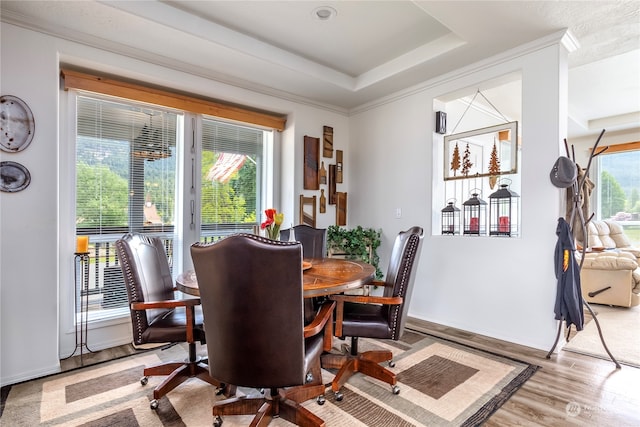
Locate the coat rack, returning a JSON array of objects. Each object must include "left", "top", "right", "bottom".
[{"left": 545, "top": 129, "right": 621, "bottom": 368}]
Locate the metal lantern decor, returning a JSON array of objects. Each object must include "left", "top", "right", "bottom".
[
  {"left": 489, "top": 181, "right": 520, "bottom": 237},
  {"left": 462, "top": 190, "right": 487, "bottom": 236},
  {"left": 441, "top": 199, "right": 460, "bottom": 235}
]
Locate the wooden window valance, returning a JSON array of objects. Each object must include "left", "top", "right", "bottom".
[
  {"left": 590, "top": 140, "right": 639, "bottom": 154},
  {"left": 61, "top": 69, "right": 287, "bottom": 131}
]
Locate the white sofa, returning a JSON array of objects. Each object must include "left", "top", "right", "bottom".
[{"left": 576, "top": 220, "right": 640, "bottom": 308}]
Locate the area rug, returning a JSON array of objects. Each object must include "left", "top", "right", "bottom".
[
  {"left": 1, "top": 330, "right": 538, "bottom": 426},
  {"left": 563, "top": 304, "right": 640, "bottom": 368}
]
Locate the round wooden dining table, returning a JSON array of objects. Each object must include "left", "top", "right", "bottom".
[{"left": 176, "top": 257, "right": 375, "bottom": 298}]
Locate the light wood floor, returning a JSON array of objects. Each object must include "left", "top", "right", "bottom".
[{"left": 406, "top": 317, "right": 640, "bottom": 427}]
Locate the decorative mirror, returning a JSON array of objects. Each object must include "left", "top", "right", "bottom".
[{"left": 444, "top": 121, "right": 518, "bottom": 182}]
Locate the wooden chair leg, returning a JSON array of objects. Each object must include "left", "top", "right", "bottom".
[
  {"left": 213, "top": 386, "right": 326, "bottom": 427},
  {"left": 144, "top": 344, "right": 229, "bottom": 401},
  {"left": 212, "top": 395, "right": 268, "bottom": 417},
  {"left": 324, "top": 349, "right": 397, "bottom": 396},
  {"left": 279, "top": 398, "right": 325, "bottom": 427}
]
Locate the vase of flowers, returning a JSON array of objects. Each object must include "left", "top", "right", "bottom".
[{"left": 260, "top": 208, "right": 284, "bottom": 240}]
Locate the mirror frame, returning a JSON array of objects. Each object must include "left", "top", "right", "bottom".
[{"left": 443, "top": 121, "right": 518, "bottom": 181}]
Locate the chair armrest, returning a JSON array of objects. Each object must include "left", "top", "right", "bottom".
[
  {"left": 330, "top": 294, "right": 403, "bottom": 337},
  {"left": 330, "top": 294, "right": 403, "bottom": 305},
  {"left": 620, "top": 247, "right": 640, "bottom": 258},
  {"left": 361, "top": 280, "right": 393, "bottom": 291},
  {"left": 131, "top": 298, "right": 201, "bottom": 343},
  {"left": 305, "top": 301, "right": 336, "bottom": 351},
  {"left": 304, "top": 301, "right": 335, "bottom": 338},
  {"left": 578, "top": 252, "right": 638, "bottom": 271},
  {"left": 367, "top": 280, "right": 392, "bottom": 288},
  {"left": 130, "top": 297, "right": 201, "bottom": 311}
]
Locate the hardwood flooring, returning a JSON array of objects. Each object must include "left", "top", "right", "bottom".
[{"left": 406, "top": 317, "right": 640, "bottom": 427}]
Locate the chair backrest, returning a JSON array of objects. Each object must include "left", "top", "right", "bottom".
[
  {"left": 191, "top": 234, "right": 306, "bottom": 388},
  {"left": 299, "top": 194, "right": 317, "bottom": 227},
  {"left": 280, "top": 224, "right": 327, "bottom": 259},
  {"left": 382, "top": 226, "right": 424, "bottom": 340},
  {"left": 115, "top": 233, "right": 175, "bottom": 345}
]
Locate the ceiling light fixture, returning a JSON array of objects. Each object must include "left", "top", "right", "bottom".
[{"left": 312, "top": 6, "right": 337, "bottom": 21}]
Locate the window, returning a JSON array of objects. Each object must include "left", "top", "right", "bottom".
[
  {"left": 596, "top": 142, "right": 640, "bottom": 245},
  {"left": 75, "top": 94, "right": 180, "bottom": 317},
  {"left": 73, "top": 95, "right": 274, "bottom": 322},
  {"left": 200, "top": 118, "right": 271, "bottom": 239}
]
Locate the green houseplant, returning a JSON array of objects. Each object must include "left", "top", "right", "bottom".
[{"left": 326, "top": 225, "right": 383, "bottom": 279}]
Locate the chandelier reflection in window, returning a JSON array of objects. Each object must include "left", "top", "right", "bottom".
[{"left": 133, "top": 112, "right": 171, "bottom": 161}]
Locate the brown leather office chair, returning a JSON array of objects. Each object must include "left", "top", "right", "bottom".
[
  {"left": 280, "top": 224, "right": 327, "bottom": 259},
  {"left": 191, "top": 234, "right": 335, "bottom": 427},
  {"left": 115, "top": 233, "right": 227, "bottom": 409},
  {"left": 323, "top": 226, "right": 424, "bottom": 400},
  {"left": 280, "top": 224, "right": 328, "bottom": 324}
]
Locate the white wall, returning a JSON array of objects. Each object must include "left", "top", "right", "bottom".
[
  {"left": 348, "top": 36, "right": 574, "bottom": 351},
  {"left": 0, "top": 23, "right": 349, "bottom": 386},
  {"left": 0, "top": 25, "right": 61, "bottom": 383}
]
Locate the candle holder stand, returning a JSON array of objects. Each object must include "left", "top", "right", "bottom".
[{"left": 61, "top": 252, "right": 95, "bottom": 365}]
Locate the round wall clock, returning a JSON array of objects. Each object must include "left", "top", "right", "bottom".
[
  {"left": 1, "top": 95, "right": 35, "bottom": 152},
  {"left": 0, "top": 161, "right": 31, "bottom": 192}
]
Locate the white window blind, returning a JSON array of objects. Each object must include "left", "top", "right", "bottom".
[{"left": 75, "top": 94, "right": 179, "bottom": 314}]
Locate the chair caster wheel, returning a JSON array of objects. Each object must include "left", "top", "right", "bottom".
[
  {"left": 388, "top": 360, "right": 396, "bottom": 368},
  {"left": 150, "top": 399, "right": 159, "bottom": 410},
  {"left": 392, "top": 385, "right": 400, "bottom": 395},
  {"left": 335, "top": 391, "right": 343, "bottom": 401},
  {"left": 317, "top": 395, "right": 326, "bottom": 405},
  {"left": 213, "top": 415, "right": 223, "bottom": 427},
  {"left": 140, "top": 376, "right": 148, "bottom": 386},
  {"left": 215, "top": 385, "right": 225, "bottom": 395}
]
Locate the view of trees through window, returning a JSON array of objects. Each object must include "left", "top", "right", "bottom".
[
  {"left": 598, "top": 148, "right": 640, "bottom": 245},
  {"left": 200, "top": 118, "right": 265, "bottom": 231},
  {"left": 76, "top": 96, "right": 178, "bottom": 233}
]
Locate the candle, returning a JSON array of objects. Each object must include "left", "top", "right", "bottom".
[
  {"left": 76, "top": 235, "right": 89, "bottom": 253},
  {"left": 470, "top": 217, "right": 479, "bottom": 232},
  {"left": 499, "top": 216, "right": 510, "bottom": 233}
]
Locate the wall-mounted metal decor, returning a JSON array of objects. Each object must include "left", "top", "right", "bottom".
[
  {"left": 444, "top": 121, "right": 518, "bottom": 181},
  {"left": 1, "top": 95, "right": 35, "bottom": 152},
  {"left": 0, "top": 161, "right": 31, "bottom": 192}
]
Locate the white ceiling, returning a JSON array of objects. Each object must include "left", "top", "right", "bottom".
[{"left": 2, "top": 0, "right": 639, "bottom": 139}]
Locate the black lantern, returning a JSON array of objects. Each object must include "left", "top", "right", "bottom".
[
  {"left": 462, "top": 191, "right": 487, "bottom": 236},
  {"left": 441, "top": 199, "right": 460, "bottom": 235},
  {"left": 489, "top": 182, "right": 520, "bottom": 237}
]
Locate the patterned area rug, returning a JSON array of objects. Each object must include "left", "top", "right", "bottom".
[{"left": 1, "top": 330, "right": 538, "bottom": 426}]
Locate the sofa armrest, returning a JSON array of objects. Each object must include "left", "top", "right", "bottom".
[
  {"left": 578, "top": 251, "right": 639, "bottom": 270},
  {"left": 620, "top": 247, "right": 640, "bottom": 258}
]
